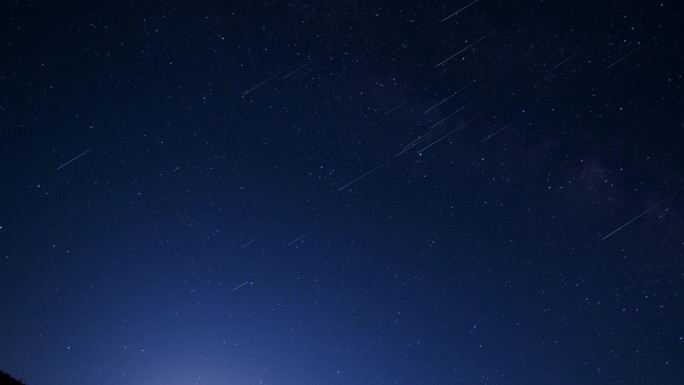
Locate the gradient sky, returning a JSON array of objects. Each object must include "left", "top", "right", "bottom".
[{"left": 1, "top": 1, "right": 683, "bottom": 384}]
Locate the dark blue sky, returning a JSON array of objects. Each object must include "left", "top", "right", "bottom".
[{"left": 1, "top": 1, "right": 683, "bottom": 384}]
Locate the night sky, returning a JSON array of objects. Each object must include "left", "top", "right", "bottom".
[{"left": 1, "top": 1, "right": 683, "bottom": 384}]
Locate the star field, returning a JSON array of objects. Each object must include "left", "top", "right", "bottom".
[{"left": 1, "top": 1, "right": 683, "bottom": 384}]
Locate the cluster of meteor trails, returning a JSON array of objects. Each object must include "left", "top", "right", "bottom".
[
  {"left": 55, "top": 2, "right": 675, "bottom": 258},
  {"left": 236, "top": 1, "right": 670, "bottom": 242}
]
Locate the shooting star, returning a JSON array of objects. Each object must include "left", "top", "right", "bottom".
[
  {"left": 241, "top": 238, "right": 257, "bottom": 248},
  {"left": 232, "top": 281, "right": 250, "bottom": 292},
  {"left": 417, "top": 116, "right": 479, "bottom": 153},
  {"left": 395, "top": 127, "right": 443, "bottom": 157},
  {"left": 397, "top": 92, "right": 486, "bottom": 157},
  {"left": 553, "top": 47, "right": 586, "bottom": 69},
  {"left": 395, "top": 144, "right": 416, "bottom": 157},
  {"left": 287, "top": 230, "right": 314, "bottom": 246},
  {"left": 602, "top": 190, "right": 681, "bottom": 240},
  {"left": 482, "top": 113, "right": 525, "bottom": 142},
  {"left": 57, "top": 148, "right": 92, "bottom": 170},
  {"left": 606, "top": 45, "right": 643, "bottom": 69},
  {"left": 384, "top": 99, "right": 412, "bottom": 115},
  {"left": 430, "top": 103, "right": 469, "bottom": 129},
  {"left": 424, "top": 81, "right": 475, "bottom": 114},
  {"left": 430, "top": 92, "right": 486, "bottom": 129},
  {"left": 441, "top": 0, "right": 481, "bottom": 22},
  {"left": 242, "top": 71, "right": 282, "bottom": 97},
  {"left": 337, "top": 164, "right": 384, "bottom": 192},
  {"left": 436, "top": 31, "right": 495, "bottom": 67},
  {"left": 283, "top": 59, "right": 315, "bottom": 79},
  {"left": 395, "top": 130, "right": 440, "bottom": 157}
]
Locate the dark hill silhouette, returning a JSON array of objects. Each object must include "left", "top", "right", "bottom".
[{"left": 0, "top": 370, "right": 26, "bottom": 385}]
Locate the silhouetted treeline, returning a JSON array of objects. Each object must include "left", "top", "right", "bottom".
[{"left": 0, "top": 370, "right": 26, "bottom": 385}]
